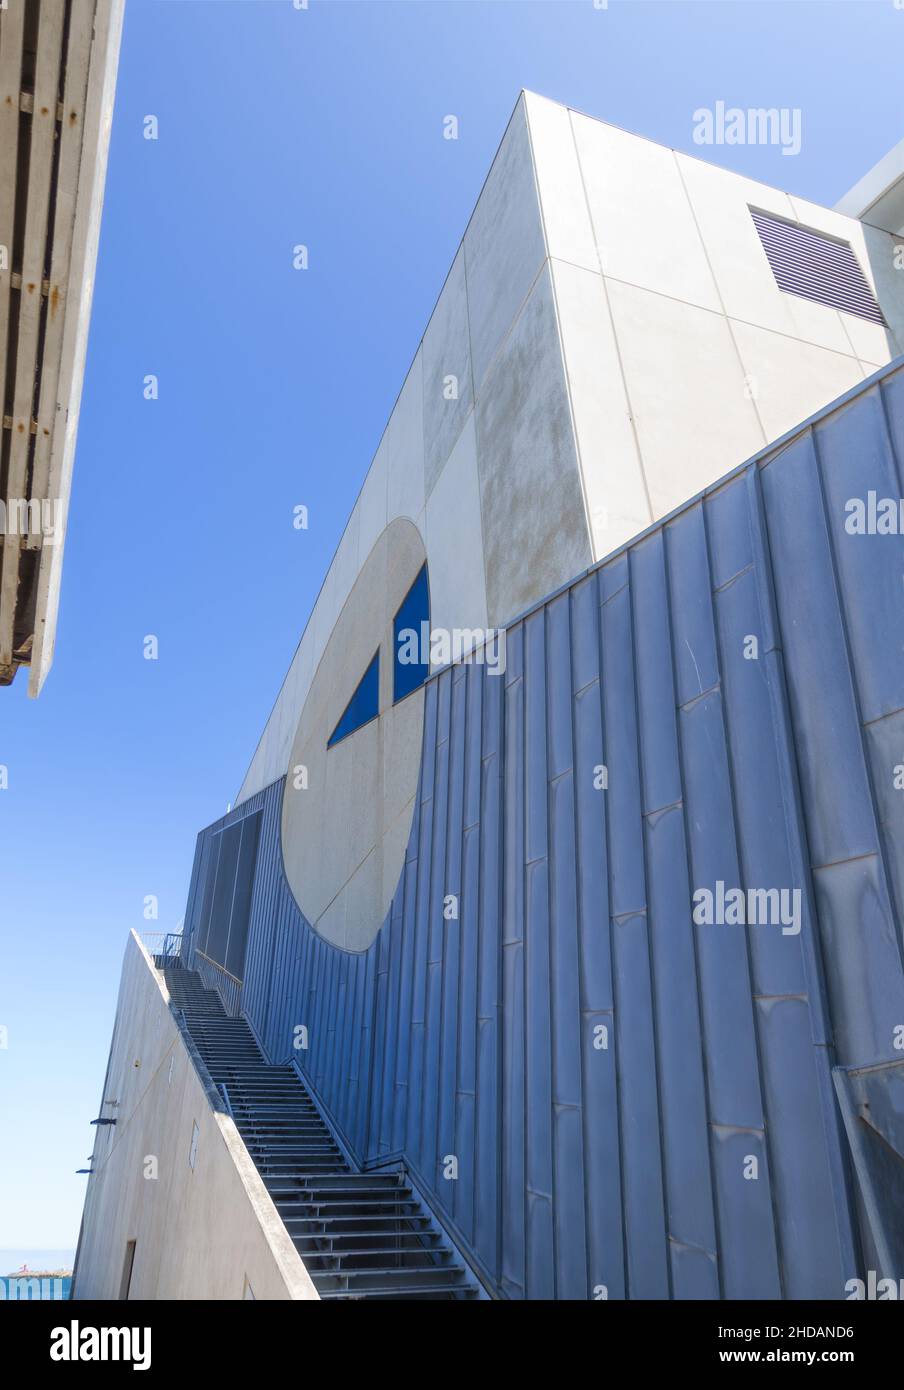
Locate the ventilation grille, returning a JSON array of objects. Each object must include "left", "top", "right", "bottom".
[{"left": 751, "top": 209, "right": 885, "bottom": 325}]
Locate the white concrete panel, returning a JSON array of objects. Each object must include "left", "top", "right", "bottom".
[
  {"left": 319, "top": 722, "right": 381, "bottom": 922},
  {"left": 357, "top": 435, "right": 389, "bottom": 567},
  {"left": 330, "top": 505, "right": 360, "bottom": 620},
  {"left": 282, "top": 520, "right": 426, "bottom": 952},
  {"left": 422, "top": 247, "right": 474, "bottom": 496},
  {"left": 425, "top": 414, "right": 488, "bottom": 657},
  {"left": 268, "top": 687, "right": 293, "bottom": 792},
  {"left": 237, "top": 98, "right": 904, "bottom": 816},
  {"left": 837, "top": 311, "right": 895, "bottom": 367},
  {"left": 572, "top": 115, "right": 720, "bottom": 312},
  {"left": 342, "top": 850, "right": 383, "bottom": 952},
  {"left": 464, "top": 97, "right": 547, "bottom": 391},
  {"left": 730, "top": 320, "right": 866, "bottom": 443},
  {"left": 550, "top": 257, "right": 651, "bottom": 562},
  {"left": 386, "top": 348, "right": 425, "bottom": 522},
  {"left": 607, "top": 279, "right": 765, "bottom": 517},
  {"left": 523, "top": 91, "right": 597, "bottom": 273},
  {"left": 860, "top": 225, "right": 904, "bottom": 356},
  {"left": 276, "top": 634, "right": 315, "bottom": 783},
  {"left": 311, "top": 559, "right": 341, "bottom": 663},
  {"left": 382, "top": 801, "right": 416, "bottom": 915},
  {"left": 72, "top": 935, "right": 318, "bottom": 1301},
  {"left": 474, "top": 264, "right": 590, "bottom": 627},
  {"left": 836, "top": 135, "right": 904, "bottom": 234},
  {"left": 676, "top": 154, "right": 853, "bottom": 354}
]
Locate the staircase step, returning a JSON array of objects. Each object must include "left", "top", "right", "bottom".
[
  {"left": 301, "top": 1247, "right": 449, "bottom": 1264},
  {"left": 313, "top": 1265, "right": 466, "bottom": 1286},
  {"left": 317, "top": 1285, "right": 475, "bottom": 1301},
  {"left": 162, "top": 964, "right": 480, "bottom": 1302},
  {"left": 280, "top": 1214, "right": 433, "bottom": 1228}
]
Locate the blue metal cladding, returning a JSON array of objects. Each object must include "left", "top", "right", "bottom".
[
  {"left": 191, "top": 811, "right": 262, "bottom": 980},
  {"left": 183, "top": 360, "right": 904, "bottom": 1299}
]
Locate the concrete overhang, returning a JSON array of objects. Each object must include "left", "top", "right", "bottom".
[
  {"left": 835, "top": 135, "right": 904, "bottom": 235},
  {"left": 0, "top": 0, "right": 123, "bottom": 694}
]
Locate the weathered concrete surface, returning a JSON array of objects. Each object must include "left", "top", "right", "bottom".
[
  {"left": 422, "top": 247, "right": 474, "bottom": 496},
  {"left": 463, "top": 99, "right": 547, "bottom": 392},
  {"left": 527, "top": 91, "right": 904, "bottom": 557},
  {"left": 72, "top": 933, "right": 319, "bottom": 1300},
  {"left": 234, "top": 95, "right": 559, "bottom": 807},
  {"left": 836, "top": 134, "right": 904, "bottom": 235},
  {"left": 281, "top": 518, "right": 426, "bottom": 951},
  {"left": 475, "top": 263, "right": 591, "bottom": 626},
  {"left": 27, "top": 0, "right": 125, "bottom": 696},
  {"left": 237, "top": 91, "right": 904, "bottom": 812}
]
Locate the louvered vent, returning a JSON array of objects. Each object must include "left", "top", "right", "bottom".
[{"left": 751, "top": 209, "right": 885, "bottom": 325}]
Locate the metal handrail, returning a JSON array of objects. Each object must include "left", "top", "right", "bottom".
[
  {"left": 139, "top": 930, "right": 183, "bottom": 967},
  {"left": 219, "top": 1082, "right": 234, "bottom": 1119},
  {"left": 193, "top": 949, "right": 241, "bottom": 985}
]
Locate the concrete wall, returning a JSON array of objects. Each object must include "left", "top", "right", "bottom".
[
  {"left": 0, "top": 0, "right": 124, "bottom": 693},
  {"left": 237, "top": 94, "right": 590, "bottom": 806},
  {"left": 526, "top": 92, "right": 904, "bottom": 561},
  {"left": 28, "top": 0, "right": 126, "bottom": 696},
  {"left": 237, "top": 92, "right": 904, "bottom": 808},
  {"left": 281, "top": 518, "right": 426, "bottom": 951},
  {"left": 72, "top": 933, "right": 318, "bottom": 1301}
]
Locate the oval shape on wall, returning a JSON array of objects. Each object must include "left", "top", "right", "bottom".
[{"left": 281, "top": 518, "right": 428, "bottom": 951}]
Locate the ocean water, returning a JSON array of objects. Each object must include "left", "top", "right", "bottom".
[
  {"left": 0, "top": 1274, "right": 72, "bottom": 1300},
  {"left": 0, "top": 1251, "right": 74, "bottom": 1301}
]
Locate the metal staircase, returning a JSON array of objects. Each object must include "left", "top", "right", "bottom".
[{"left": 162, "top": 965, "right": 483, "bottom": 1301}]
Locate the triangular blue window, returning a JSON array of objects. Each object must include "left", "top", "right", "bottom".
[
  {"left": 393, "top": 564, "right": 430, "bottom": 703},
  {"left": 327, "top": 651, "right": 380, "bottom": 748}
]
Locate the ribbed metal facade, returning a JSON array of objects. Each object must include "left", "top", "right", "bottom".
[{"left": 184, "top": 360, "right": 904, "bottom": 1299}]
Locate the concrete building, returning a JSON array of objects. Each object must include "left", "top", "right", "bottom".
[
  {"left": 75, "top": 95, "right": 904, "bottom": 1300},
  {"left": 0, "top": 0, "right": 123, "bottom": 693},
  {"left": 837, "top": 134, "right": 904, "bottom": 238}
]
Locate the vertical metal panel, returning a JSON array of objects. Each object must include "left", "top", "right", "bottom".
[
  {"left": 475, "top": 661, "right": 503, "bottom": 1280},
  {"left": 421, "top": 668, "right": 451, "bottom": 1191},
  {"left": 523, "top": 609, "right": 555, "bottom": 1300},
  {"left": 762, "top": 423, "right": 904, "bottom": 1071},
  {"left": 500, "top": 624, "right": 525, "bottom": 1297},
  {"left": 183, "top": 361, "right": 904, "bottom": 1299},
  {"left": 456, "top": 696, "right": 479, "bottom": 1240},
  {"left": 600, "top": 566, "right": 670, "bottom": 1298},
  {"left": 571, "top": 573, "right": 624, "bottom": 1300}
]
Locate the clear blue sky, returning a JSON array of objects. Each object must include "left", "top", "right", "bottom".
[{"left": 1, "top": 0, "right": 902, "bottom": 1254}]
